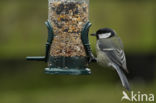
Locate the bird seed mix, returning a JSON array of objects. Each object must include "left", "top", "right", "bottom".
[{"left": 48, "top": 0, "right": 88, "bottom": 57}]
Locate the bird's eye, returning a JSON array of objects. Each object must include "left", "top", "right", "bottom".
[{"left": 99, "top": 33, "right": 111, "bottom": 39}]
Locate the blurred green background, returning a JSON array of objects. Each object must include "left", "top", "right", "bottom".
[{"left": 0, "top": 0, "right": 156, "bottom": 103}]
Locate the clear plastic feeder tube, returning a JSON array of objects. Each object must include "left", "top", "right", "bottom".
[{"left": 48, "top": 0, "right": 89, "bottom": 57}]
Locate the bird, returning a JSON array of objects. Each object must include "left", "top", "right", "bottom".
[
  {"left": 121, "top": 91, "right": 131, "bottom": 101},
  {"left": 91, "top": 28, "right": 130, "bottom": 91}
]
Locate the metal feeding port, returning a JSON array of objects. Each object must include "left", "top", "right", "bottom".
[{"left": 26, "top": 0, "right": 96, "bottom": 75}]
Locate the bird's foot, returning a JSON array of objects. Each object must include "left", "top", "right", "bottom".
[{"left": 89, "top": 57, "right": 97, "bottom": 63}]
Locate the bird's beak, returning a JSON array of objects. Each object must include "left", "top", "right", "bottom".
[{"left": 91, "top": 33, "right": 96, "bottom": 36}]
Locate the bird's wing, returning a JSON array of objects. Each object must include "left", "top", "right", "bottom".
[
  {"left": 98, "top": 40, "right": 128, "bottom": 72},
  {"left": 106, "top": 49, "right": 128, "bottom": 73}
]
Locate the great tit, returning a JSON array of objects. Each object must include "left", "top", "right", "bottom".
[{"left": 91, "top": 28, "right": 130, "bottom": 91}]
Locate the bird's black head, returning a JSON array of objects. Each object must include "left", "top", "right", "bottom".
[{"left": 91, "top": 28, "right": 116, "bottom": 39}]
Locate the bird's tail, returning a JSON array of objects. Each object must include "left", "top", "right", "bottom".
[{"left": 112, "top": 64, "right": 131, "bottom": 91}]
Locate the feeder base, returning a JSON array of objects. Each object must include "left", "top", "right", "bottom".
[{"left": 45, "top": 68, "right": 91, "bottom": 75}]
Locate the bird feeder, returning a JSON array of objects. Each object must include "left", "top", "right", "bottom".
[{"left": 26, "top": 0, "right": 95, "bottom": 75}]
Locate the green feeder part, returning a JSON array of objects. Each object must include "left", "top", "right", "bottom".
[{"left": 26, "top": 0, "right": 96, "bottom": 75}]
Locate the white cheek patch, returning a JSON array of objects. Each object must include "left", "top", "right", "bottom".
[{"left": 99, "top": 33, "right": 111, "bottom": 39}]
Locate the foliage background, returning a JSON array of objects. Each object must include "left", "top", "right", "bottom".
[{"left": 0, "top": 0, "right": 156, "bottom": 103}]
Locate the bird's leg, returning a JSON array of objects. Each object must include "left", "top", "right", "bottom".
[
  {"left": 81, "top": 21, "right": 97, "bottom": 63},
  {"left": 89, "top": 54, "right": 97, "bottom": 63},
  {"left": 84, "top": 44, "right": 97, "bottom": 63}
]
